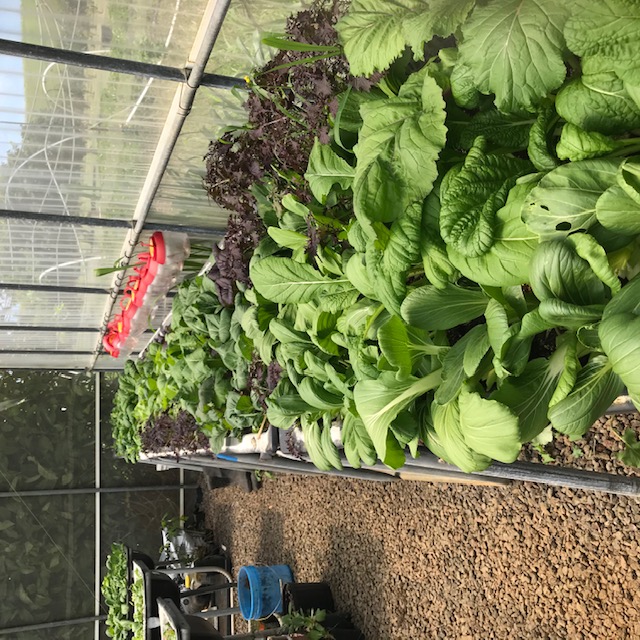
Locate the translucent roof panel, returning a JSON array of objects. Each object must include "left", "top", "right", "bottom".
[
  {"left": 0, "top": 329, "right": 99, "bottom": 351},
  {"left": 0, "top": 58, "right": 175, "bottom": 220},
  {"left": 9, "top": 0, "right": 209, "bottom": 67},
  {"left": 0, "top": 352, "right": 91, "bottom": 368},
  {"left": 0, "top": 290, "right": 107, "bottom": 328},
  {"left": 0, "top": 219, "right": 125, "bottom": 287},
  {"left": 147, "top": 87, "right": 244, "bottom": 230},
  {"left": 205, "top": 0, "right": 306, "bottom": 77}
]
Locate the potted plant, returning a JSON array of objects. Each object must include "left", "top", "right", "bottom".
[{"left": 281, "top": 609, "right": 334, "bottom": 640}]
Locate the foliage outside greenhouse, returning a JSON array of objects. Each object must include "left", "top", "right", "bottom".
[{"left": 110, "top": 0, "right": 640, "bottom": 473}]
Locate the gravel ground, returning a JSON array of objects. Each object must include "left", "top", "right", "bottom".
[
  {"left": 520, "top": 414, "right": 640, "bottom": 477},
  {"left": 204, "top": 474, "right": 640, "bottom": 639}
]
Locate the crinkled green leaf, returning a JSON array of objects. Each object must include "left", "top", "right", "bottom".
[
  {"left": 458, "top": 0, "right": 569, "bottom": 113},
  {"left": 305, "top": 139, "right": 355, "bottom": 203},
  {"left": 458, "top": 109, "right": 534, "bottom": 150},
  {"left": 337, "top": 0, "right": 476, "bottom": 75},
  {"left": 401, "top": 283, "right": 488, "bottom": 330},
  {"left": 564, "top": 0, "right": 640, "bottom": 80},
  {"left": 450, "top": 61, "right": 481, "bottom": 110},
  {"left": 528, "top": 104, "right": 559, "bottom": 172},
  {"left": 556, "top": 73, "right": 640, "bottom": 135},
  {"left": 420, "top": 192, "right": 458, "bottom": 288},
  {"left": 523, "top": 158, "right": 621, "bottom": 237},
  {"left": 440, "top": 138, "right": 531, "bottom": 257},
  {"left": 402, "top": 0, "right": 476, "bottom": 59},
  {"left": 556, "top": 123, "right": 621, "bottom": 161},
  {"left": 447, "top": 182, "right": 539, "bottom": 287},
  {"left": 548, "top": 355, "right": 624, "bottom": 438},
  {"left": 335, "top": 0, "right": 410, "bottom": 76}
]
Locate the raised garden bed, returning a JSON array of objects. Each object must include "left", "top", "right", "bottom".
[{"left": 111, "top": 0, "right": 640, "bottom": 485}]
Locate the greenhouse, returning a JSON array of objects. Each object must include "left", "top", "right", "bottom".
[{"left": 3, "top": 0, "right": 640, "bottom": 637}]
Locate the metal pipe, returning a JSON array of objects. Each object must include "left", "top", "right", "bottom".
[
  {"left": 181, "top": 582, "right": 238, "bottom": 598},
  {"left": 172, "top": 452, "right": 396, "bottom": 482},
  {"left": 0, "top": 349, "right": 100, "bottom": 355},
  {"left": 476, "top": 461, "right": 640, "bottom": 496},
  {"left": 90, "top": 0, "right": 233, "bottom": 370},
  {"left": 0, "top": 282, "right": 107, "bottom": 295},
  {"left": 0, "top": 484, "right": 197, "bottom": 498},
  {"left": 224, "top": 629, "right": 289, "bottom": 640},
  {"left": 406, "top": 452, "right": 640, "bottom": 496},
  {"left": 0, "top": 207, "right": 225, "bottom": 237},
  {"left": 0, "top": 616, "right": 106, "bottom": 635},
  {"left": 0, "top": 38, "right": 244, "bottom": 89},
  {"left": 94, "top": 373, "right": 101, "bottom": 640},
  {"left": 0, "top": 325, "right": 153, "bottom": 333}
]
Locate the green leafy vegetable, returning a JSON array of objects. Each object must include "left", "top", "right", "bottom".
[
  {"left": 401, "top": 284, "right": 488, "bottom": 330},
  {"left": 439, "top": 138, "right": 531, "bottom": 257},
  {"left": 458, "top": 0, "right": 569, "bottom": 113},
  {"left": 353, "top": 69, "right": 447, "bottom": 226}
]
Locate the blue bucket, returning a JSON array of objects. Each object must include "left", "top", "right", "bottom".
[{"left": 237, "top": 564, "right": 294, "bottom": 620}]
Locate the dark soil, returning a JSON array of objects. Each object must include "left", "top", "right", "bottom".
[{"left": 204, "top": 457, "right": 640, "bottom": 639}]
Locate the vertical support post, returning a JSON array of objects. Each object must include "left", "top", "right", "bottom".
[{"left": 94, "top": 372, "right": 101, "bottom": 640}]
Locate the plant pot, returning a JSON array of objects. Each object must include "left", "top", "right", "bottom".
[
  {"left": 237, "top": 564, "right": 294, "bottom": 620},
  {"left": 282, "top": 582, "right": 335, "bottom": 614}
]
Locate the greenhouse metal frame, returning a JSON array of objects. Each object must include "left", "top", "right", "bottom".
[{"left": 0, "top": 0, "right": 292, "bottom": 372}]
